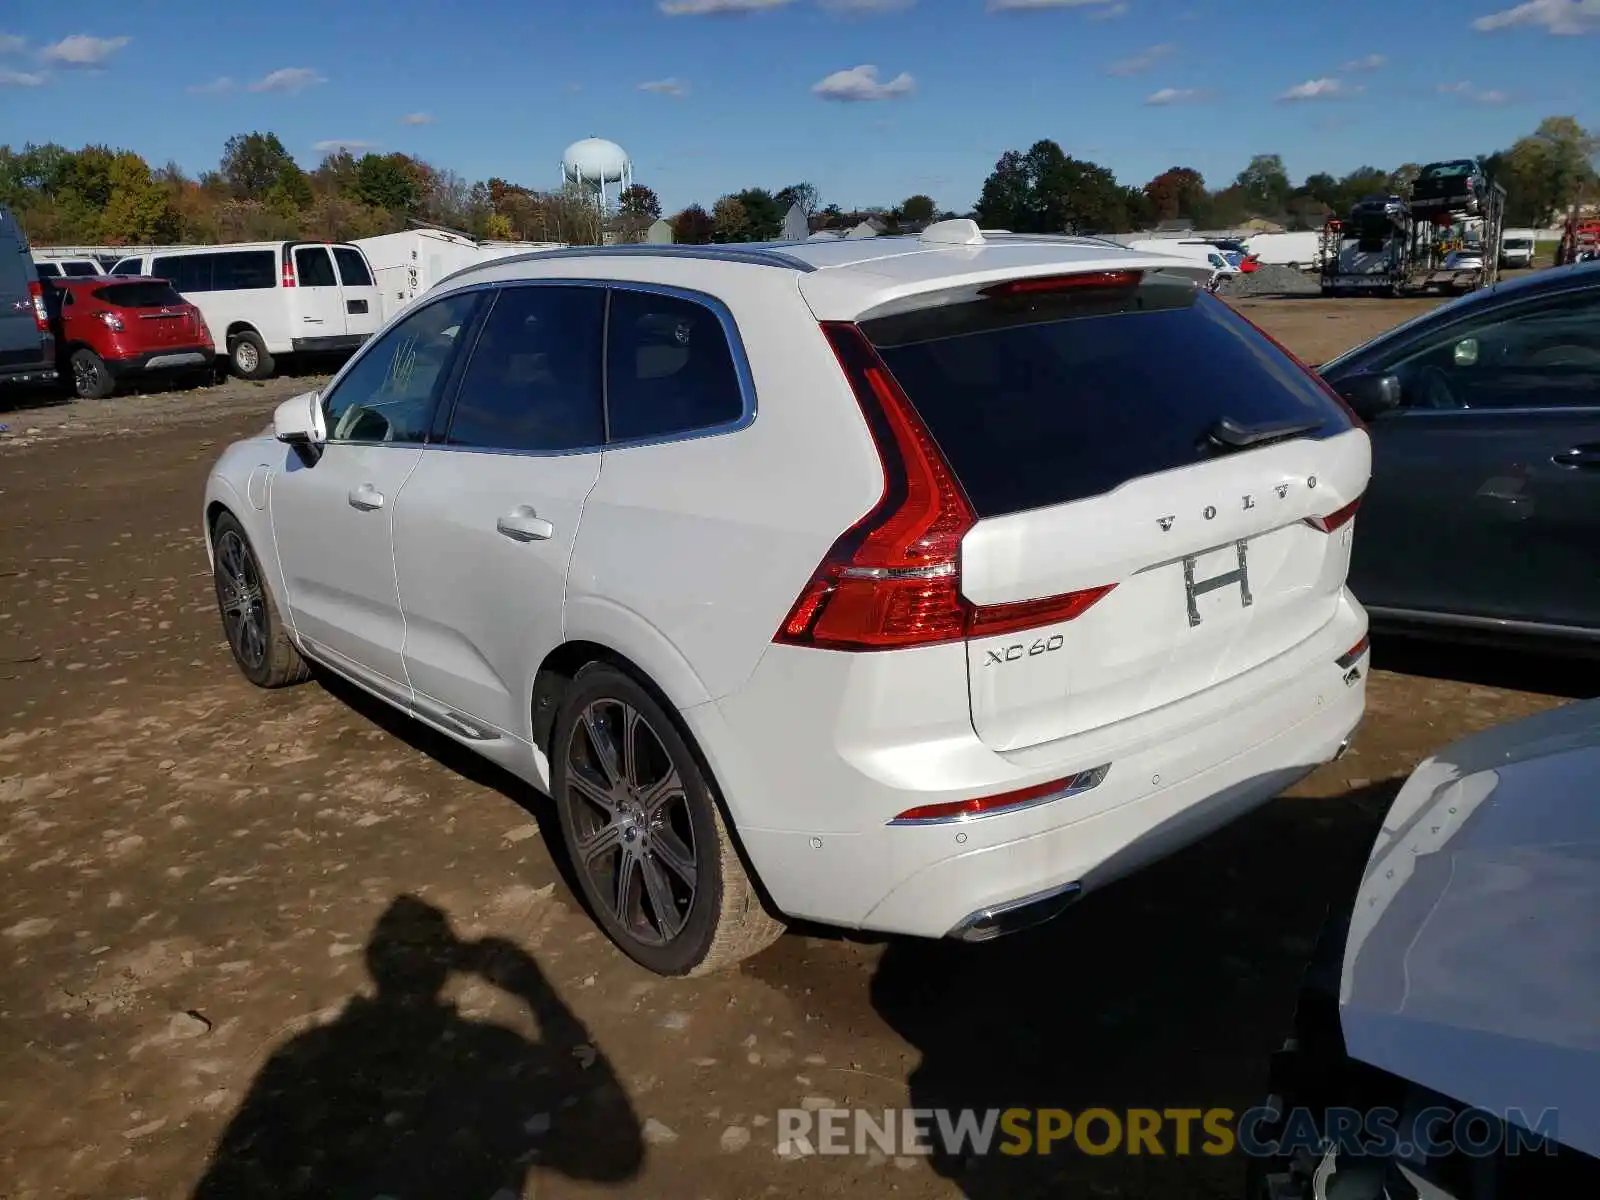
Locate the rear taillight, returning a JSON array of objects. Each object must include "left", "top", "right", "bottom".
[
  {"left": 27, "top": 281, "right": 48, "bottom": 331},
  {"left": 1335, "top": 634, "right": 1369, "bottom": 670},
  {"left": 97, "top": 311, "right": 125, "bottom": 332},
  {"left": 281, "top": 258, "right": 296, "bottom": 288},
  {"left": 1306, "top": 497, "right": 1360, "bottom": 533},
  {"left": 774, "top": 323, "right": 1114, "bottom": 652}
]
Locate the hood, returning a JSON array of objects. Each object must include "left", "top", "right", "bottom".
[{"left": 1339, "top": 699, "right": 1600, "bottom": 1158}]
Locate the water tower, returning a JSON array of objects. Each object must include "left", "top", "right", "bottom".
[{"left": 561, "top": 137, "right": 632, "bottom": 217}]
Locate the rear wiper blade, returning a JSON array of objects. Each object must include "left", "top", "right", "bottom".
[{"left": 1203, "top": 416, "right": 1322, "bottom": 453}]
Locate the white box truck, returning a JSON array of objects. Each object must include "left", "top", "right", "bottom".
[{"left": 354, "top": 229, "right": 564, "bottom": 321}]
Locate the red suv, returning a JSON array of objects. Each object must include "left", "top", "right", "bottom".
[{"left": 47, "top": 277, "right": 215, "bottom": 399}]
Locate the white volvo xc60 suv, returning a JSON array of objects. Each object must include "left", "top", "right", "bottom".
[{"left": 204, "top": 221, "right": 1372, "bottom": 976}]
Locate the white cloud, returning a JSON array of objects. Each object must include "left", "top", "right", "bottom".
[
  {"left": 659, "top": 0, "right": 796, "bottom": 13},
  {"left": 188, "top": 76, "right": 236, "bottom": 95},
  {"left": 1145, "top": 86, "right": 1207, "bottom": 105},
  {"left": 0, "top": 33, "right": 26, "bottom": 55},
  {"left": 313, "top": 139, "right": 377, "bottom": 153},
  {"left": 0, "top": 67, "right": 46, "bottom": 86},
  {"left": 1341, "top": 52, "right": 1386, "bottom": 71},
  {"left": 638, "top": 77, "right": 691, "bottom": 96},
  {"left": 38, "top": 34, "right": 129, "bottom": 67},
  {"left": 400, "top": 111, "right": 434, "bottom": 125},
  {"left": 820, "top": 0, "right": 915, "bottom": 11},
  {"left": 249, "top": 66, "right": 327, "bottom": 93},
  {"left": 1439, "top": 80, "right": 1514, "bottom": 102},
  {"left": 1277, "top": 77, "right": 1355, "bottom": 101},
  {"left": 1105, "top": 41, "right": 1174, "bottom": 74},
  {"left": 812, "top": 63, "right": 915, "bottom": 101},
  {"left": 1472, "top": 0, "right": 1600, "bottom": 35}
]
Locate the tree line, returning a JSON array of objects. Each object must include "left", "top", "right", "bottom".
[
  {"left": 975, "top": 116, "right": 1597, "bottom": 236},
  {"left": 1, "top": 116, "right": 1593, "bottom": 251}
]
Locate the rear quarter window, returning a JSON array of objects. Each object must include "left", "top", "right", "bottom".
[
  {"left": 332, "top": 247, "right": 374, "bottom": 287},
  {"left": 860, "top": 276, "right": 1354, "bottom": 518}
]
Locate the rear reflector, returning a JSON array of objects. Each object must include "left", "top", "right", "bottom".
[
  {"left": 1306, "top": 497, "right": 1360, "bottom": 533},
  {"left": 890, "top": 764, "right": 1111, "bottom": 825},
  {"left": 1336, "top": 634, "right": 1370, "bottom": 670},
  {"left": 980, "top": 270, "right": 1142, "bottom": 297}
]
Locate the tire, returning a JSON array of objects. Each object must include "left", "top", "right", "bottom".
[
  {"left": 69, "top": 347, "right": 115, "bottom": 400},
  {"left": 211, "top": 511, "right": 310, "bottom": 689},
  {"left": 551, "top": 664, "right": 784, "bottom": 976},
  {"left": 228, "top": 331, "right": 274, "bottom": 380}
]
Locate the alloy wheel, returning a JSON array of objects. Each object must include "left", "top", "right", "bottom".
[
  {"left": 73, "top": 357, "right": 102, "bottom": 397},
  {"left": 234, "top": 341, "right": 258, "bottom": 374},
  {"left": 564, "top": 699, "right": 698, "bottom": 947},
  {"left": 215, "top": 529, "right": 267, "bottom": 671}
]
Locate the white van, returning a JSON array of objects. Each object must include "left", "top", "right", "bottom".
[
  {"left": 33, "top": 256, "right": 107, "bottom": 279},
  {"left": 108, "top": 241, "right": 380, "bottom": 378},
  {"left": 1499, "top": 229, "right": 1537, "bottom": 269}
]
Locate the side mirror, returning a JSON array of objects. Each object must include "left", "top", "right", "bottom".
[
  {"left": 1336, "top": 372, "right": 1403, "bottom": 421},
  {"left": 273, "top": 390, "right": 326, "bottom": 464}
]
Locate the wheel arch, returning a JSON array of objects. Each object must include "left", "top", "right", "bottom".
[
  {"left": 532, "top": 638, "right": 782, "bottom": 920},
  {"left": 224, "top": 321, "right": 261, "bottom": 343}
]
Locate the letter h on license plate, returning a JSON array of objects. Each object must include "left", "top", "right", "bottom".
[{"left": 1183, "top": 539, "right": 1252, "bottom": 628}]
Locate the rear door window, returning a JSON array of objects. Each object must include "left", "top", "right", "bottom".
[
  {"left": 34, "top": 262, "right": 61, "bottom": 278},
  {"left": 61, "top": 261, "right": 100, "bottom": 277},
  {"left": 859, "top": 275, "right": 1354, "bottom": 518},
  {"left": 295, "top": 245, "right": 337, "bottom": 288},
  {"left": 332, "top": 247, "right": 374, "bottom": 287},
  {"left": 444, "top": 285, "right": 605, "bottom": 453},
  {"left": 110, "top": 258, "right": 142, "bottom": 276},
  {"left": 604, "top": 288, "right": 744, "bottom": 442}
]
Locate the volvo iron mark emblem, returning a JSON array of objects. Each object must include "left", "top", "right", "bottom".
[{"left": 1183, "top": 540, "right": 1252, "bottom": 628}]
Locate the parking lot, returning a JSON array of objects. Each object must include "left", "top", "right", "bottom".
[{"left": 0, "top": 295, "right": 1588, "bottom": 1199}]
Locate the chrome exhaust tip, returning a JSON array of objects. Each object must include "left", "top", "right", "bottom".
[{"left": 947, "top": 880, "right": 1082, "bottom": 943}]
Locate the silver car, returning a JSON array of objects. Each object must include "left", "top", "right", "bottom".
[{"left": 1249, "top": 699, "right": 1600, "bottom": 1198}]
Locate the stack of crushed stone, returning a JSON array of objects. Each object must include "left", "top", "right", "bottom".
[{"left": 1217, "top": 263, "right": 1322, "bottom": 298}]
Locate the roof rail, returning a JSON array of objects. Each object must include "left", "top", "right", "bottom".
[{"left": 432, "top": 241, "right": 818, "bottom": 289}]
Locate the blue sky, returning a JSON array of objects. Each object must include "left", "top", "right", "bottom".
[{"left": 2, "top": 0, "right": 1596, "bottom": 214}]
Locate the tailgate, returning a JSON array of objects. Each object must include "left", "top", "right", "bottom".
[{"left": 858, "top": 270, "right": 1369, "bottom": 753}]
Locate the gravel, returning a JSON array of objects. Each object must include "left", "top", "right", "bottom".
[{"left": 1218, "top": 263, "right": 1322, "bottom": 297}]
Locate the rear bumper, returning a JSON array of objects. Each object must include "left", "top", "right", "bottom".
[
  {"left": 291, "top": 334, "right": 366, "bottom": 353},
  {"left": 104, "top": 348, "right": 214, "bottom": 376},
  {"left": 0, "top": 362, "right": 59, "bottom": 386},
  {"left": 684, "top": 591, "right": 1368, "bottom": 938}
]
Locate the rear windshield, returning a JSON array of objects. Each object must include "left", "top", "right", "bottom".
[
  {"left": 93, "top": 282, "right": 187, "bottom": 308},
  {"left": 860, "top": 276, "right": 1354, "bottom": 518},
  {"left": 1421, "top": 161, "right": 1475, "bottom": 179}
]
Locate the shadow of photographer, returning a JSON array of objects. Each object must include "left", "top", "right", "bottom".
[{"left": 191, "top": 894, "right": 644, "bottom": 1199}]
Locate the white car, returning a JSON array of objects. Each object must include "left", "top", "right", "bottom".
[{"left": 204, "top": 221, "right": 1372, "bottom": 976}]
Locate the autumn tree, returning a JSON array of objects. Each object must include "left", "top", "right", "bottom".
[
  {"left": 1142, "top": 167, "right": 1206, "bottom": 223},
  {"left": 671, "top": 204, "right": 715, "bottom": 244},
  {"left": 712, "top": 195, "right": 749, "bottom": 242},
  {"left": 220, "top": 132, "right": 299, "bottom": 198}
]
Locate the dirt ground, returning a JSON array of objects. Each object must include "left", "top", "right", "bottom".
[{"left": 0, "top": 297, "right": 1589, "bottom": 1200}]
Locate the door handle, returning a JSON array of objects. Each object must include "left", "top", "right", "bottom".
[
  {"left": 496, "top": 506, "right": 555, "bottom": 542},
  {"left": 1551, "top": 445, "right": 1600, "bottom": 469},
  {"left": 347, "top": 484, "right": 385, "bottom": 511}
]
